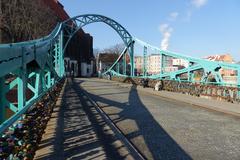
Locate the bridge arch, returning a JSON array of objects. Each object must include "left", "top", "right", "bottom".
[{"left": 62, "top": 14, "right": 135, "bottom": 76}]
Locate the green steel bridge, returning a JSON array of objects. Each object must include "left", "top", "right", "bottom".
[{"left": 0, "top": 14, "right": 240, "bottom": 159}]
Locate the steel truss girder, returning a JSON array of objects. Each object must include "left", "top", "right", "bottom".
[
  {"left": 62, "top": 14, "right": 135, "bottom": 76},
  {"left": 133, "top": 38, "right": 240, "bottom": 86},
  {"left": 0, "top": 13, "right": 240, "bottom": 134},
  {"left": 0, "top": 27, "right": 63, "bottom": 129}
]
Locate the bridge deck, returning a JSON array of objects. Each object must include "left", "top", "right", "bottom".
[
  {"left": 34, "top": 78, "right": 240, "bottom": 160},
  {"left": 79, "top": 78, "right": 240, "bottom": 160},
  {"left": 34, "top": 80, "right": 133, "bottom": 160}
]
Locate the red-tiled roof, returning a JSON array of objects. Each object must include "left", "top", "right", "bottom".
[{"left": 204, "top": 54, "right": 233, "bottom": 63}]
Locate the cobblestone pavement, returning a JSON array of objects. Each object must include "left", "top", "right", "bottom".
[
  {"left": 79, "top": 78, "right": 240, "bottom": 160},
  {"left": 34, "top": 80, "right": 133, "bottom": 160}
]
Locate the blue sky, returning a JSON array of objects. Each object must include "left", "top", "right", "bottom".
[{"left": 59, "top": 0, "right": 240, "bottom": 61}]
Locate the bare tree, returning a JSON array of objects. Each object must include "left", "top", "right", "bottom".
[
  {"left": 0, "top": 0, "right": 58, "bottom": 43},
  {"left": 103, "top": 43, "right": 125, "bottom": 55}
]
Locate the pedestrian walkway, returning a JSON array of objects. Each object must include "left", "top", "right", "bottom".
[
  {"left": 34, "top": 79, "right": 133, "bottom": 160},
  {"left": 34, "top": 78, "right": 240, "bottom": 160},
  {"left": 100, "top": 78, "right": 240, "bottom": 117},
  {"left": 80, "top": 78, "right": 240, "bottom": 160}
]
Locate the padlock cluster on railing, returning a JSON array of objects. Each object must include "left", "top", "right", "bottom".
[
  {"left": 162, "top": 80, "right": 240, "bottom": 103},
  {"left": 110, "top": 76, "right": 240, "bottom": 103},
  {"left": 0, "top": 81, "right": 64, "bottom": 160}
]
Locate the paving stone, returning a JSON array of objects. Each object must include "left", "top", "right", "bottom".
[
  {"left": 80, "top": 78, "right": 240, "bottom": 160},
  {"left": 34, "top": 79, "right": 133, "bottom": 160}
]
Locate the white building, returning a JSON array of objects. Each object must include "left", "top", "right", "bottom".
[
  {"left": 147, "top": 54, "right": 161, "bottom": 74},
  {"left": 172, "top": 58, "right": 189, "bottom": 68}
]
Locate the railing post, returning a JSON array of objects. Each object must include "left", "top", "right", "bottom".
[
  {"left": 34, "top": 71, "right": 40, "bottom": 98},
  {"left": 188, "top": 61, "right": 192, "bottom": 82},
  {"left": 59, "top": 30, "right": 64, "bottom": 77},
  {"left": 18, "top": 47, "right": 27, "bottom": 110},
  {"left": 0, "top": 77, "right": 6, "bottom": 122},
  {"left": 130, "top": 43, "right": 135, "bottom": 77},
  {"left": 123, "top": 53, "right": 126, "bottom": 75},
  {"left": 160, "top": 53, "right": 164, "bottom": 75},
  {"left": 143, "top": 46, "right": 147, "bottom": 77},
  {"left": 46, "top": 71, "right": 51, "bottom": 89},
  {"left": 54, "top": 40, "right": 60, "bottom": 76},
  {"left": 39, "top": 70, "right": 45, "bottom": 93}
]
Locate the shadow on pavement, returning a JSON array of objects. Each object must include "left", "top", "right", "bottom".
[
  {"left": 77, "top": 78, "right": 192, "bottom": 160},
  {"left": 35, "top": 79, "right": 126, "bottom": 160}
]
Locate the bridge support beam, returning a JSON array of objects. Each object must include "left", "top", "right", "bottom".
[
  {"left": 130, "top": 43, "right": 135, "bottom": 77},
  {"left": 0, "top": 77, "right": 6, "bottom": 123},
  {"left": 143, "top": 46, "right": 147, "bottom": 77},
  {"left": 18, "top": 70, "right": 27, "bottom": 110},
  {"left": 59, "top": 30, "right": 64, "bottom": 77},
  {"left": 160, "top": 53, "right": 164, "bottom": 75},
  {"left": 123, "top": 53, "right": 126, "bottom": 75},
  {"left": 18, "top": 47, "right": 27, "bottom": 110}
]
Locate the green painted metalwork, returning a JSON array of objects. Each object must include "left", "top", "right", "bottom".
[
  {"left": 0, "top": 22, "right": 63, "bottom": 131},
  {"left": 63, "top": 15, "right": 240, "bottom": 86},
  {"left": 122, "top": 38, "right": 240, "bottom": 87},
  {"left": 0, "top": 13, "right": 240, "bottom": 134},
  {"left": 0, "top": 14, "right": 136, "bottom": 132},
  {"left": 62, "top": 14, "right": 135, "bottom": 76}
]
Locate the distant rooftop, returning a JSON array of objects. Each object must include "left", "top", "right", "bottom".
[{"left": 204, "top": 54, "right": 234, "bottom": 63}]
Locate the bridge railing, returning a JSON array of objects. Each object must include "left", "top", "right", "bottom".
[
  {"left": 0, "top": 23, "right": 65, "bottom": 133},
  {"left": 104, "top": 38, "right": 240, "bottom": 87},
  {"left": 109, "top": 76, "right": 240, "bottom": 103}
]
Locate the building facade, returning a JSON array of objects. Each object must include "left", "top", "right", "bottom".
[
  {"left": 204, "top": 54, "right": 236, "bottom": 76},
  {"left": 42, "top": 0, "right": 94, "bottom": 76},
  {"left": 134, "top": 54, "right": 178, "bottom": 75},
  {"left": 147, "top": 54, "right": 161, "bottom": 74},
  {"left": 172, "top": 59, "right": 189, "bottom": 68},
  {"left": 134, "top": 56, "right": 143, "bottom": 75}
]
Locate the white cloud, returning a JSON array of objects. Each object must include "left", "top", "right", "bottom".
[
  {"left": 159, "top": 24, "right": 173, "bottom": 50},
  {"left": 168, "top": 12, "right": 179, "bottom": 21},
  {"left": 192, "top": 0, "right": 208, "bottom": 8},
  {"left": 184, "top": 0, "right": 207, "bottom": 21}
]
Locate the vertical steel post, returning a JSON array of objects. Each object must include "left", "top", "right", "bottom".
[
  {"left": 59, "top": 30, "right": 64, "bottom": 77},
  {"left": 34, "top": 72, "right": 40, "bottom": 98},
  {"left": 18, "top": 47, "right": 27, "bottom": 110},
  {"left": 54, "top": 40, "right": 60, "bottom": 76},
  {"left": 160, "top": 53, "right": 164, "bottom": 76},
  {"left": 130, "top": 43, "right": 134, "bottom": 77},
  {"left": 123, "top": 53, "right": 126, "bottom": 75},
  {"left": 0, "top": 77, "right": 6, "bottom": 122},
  {"left": 46, "top": 71, "right": 51, "bottom": 89},
  {"left": 143, "top": 46, "right": 147, "bottom": 77},
  {"left": 188, "top": 61, "right": 191, "bottom": 82},
  {"left": 39, "top": 70, "right": 46, "bottom": 93}
]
